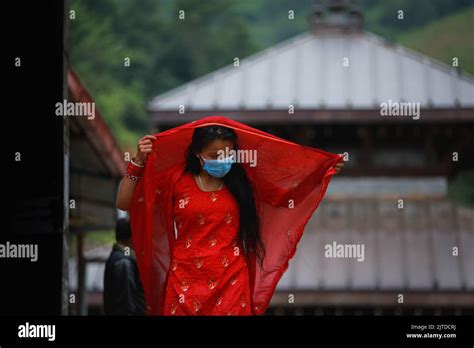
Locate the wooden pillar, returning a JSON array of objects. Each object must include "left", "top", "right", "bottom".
[
  {"left": 357, "top": 126, "right": 371, "bottom": 168},
  {"left": 62, "top": 0, "right": 70, "bottom": 316},
  {"left": 76, "top": 230, "right": 87, "bottom": 315}
]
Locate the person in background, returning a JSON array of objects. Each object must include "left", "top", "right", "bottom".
[{"left": 103, "top": 217, "right": 145, "bottom": 315}]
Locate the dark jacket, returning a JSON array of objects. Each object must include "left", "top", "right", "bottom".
[{"left": 103, "top": 243, "right": 146, "bottom": 315}]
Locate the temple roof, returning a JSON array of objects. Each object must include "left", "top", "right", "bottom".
[{"left": 149, "top": 30, "right": 474, "bottom": 114}]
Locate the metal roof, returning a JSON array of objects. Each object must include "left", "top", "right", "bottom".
[
  {"left": 149, "top": 31, "right": 474, "bottom": 113},
  {"left": 68, "top": 67, "right": 125, "bottom": 178},
  {"left": 68, "top": 67, "right": 125, "bottom": 230},
  {"left": 278, "top": 198, "right": 474, "bottom": 292}
]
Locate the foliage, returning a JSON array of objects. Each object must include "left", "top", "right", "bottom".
[{"left": 69, "top": 1, "right": 474, "bottom": 206}]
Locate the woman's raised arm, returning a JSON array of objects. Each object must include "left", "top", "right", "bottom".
[{"left": 116, "top": 135, "right": 156, "bottom": 211}]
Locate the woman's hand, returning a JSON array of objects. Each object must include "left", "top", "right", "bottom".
[
  {"left": 334, "top": 154, "right": 345, "bottom": 174},
  {"left": 134, "top": 135, "right": 157, "bottom": 165}
]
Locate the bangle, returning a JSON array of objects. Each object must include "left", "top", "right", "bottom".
[
  {"left": 131, "top": 158, "right": 145, "bottom": 167},
  {"left": 127, "top": 161, "right": 144, "bottom": 177},
  {"left": 126, "top": 173, "right": 141, "bottom": 182},
  {"left": 125, "top": 160, "right": 144, "bottom": 182}
]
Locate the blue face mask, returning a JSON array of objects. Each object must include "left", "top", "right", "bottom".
[{"left": 200, "top": 154, "right": 235, "bottom": 178}]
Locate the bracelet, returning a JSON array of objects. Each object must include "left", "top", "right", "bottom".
[
  {"left": 125, "top": 159, "right": 144, "bottom": 182},
  {"left": 127, "top": 161, "right": 144, "bottom": 177},
  {"left": 131, "top": 158, "right": 145, "bottom": 167},
  {"left": 126, "top": 173, "right": 141, "bottom": 182}
]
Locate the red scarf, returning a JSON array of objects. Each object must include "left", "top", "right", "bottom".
[{"left": 129, "top": 116, "right": 342, "bottom": 315}]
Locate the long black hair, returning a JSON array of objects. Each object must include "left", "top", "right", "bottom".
[{"left": 184, "top": 125, "right": 265, "bottom": 265}]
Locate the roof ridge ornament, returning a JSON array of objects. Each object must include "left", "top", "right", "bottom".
[{"left": 309, "top": 0, "right": 363, "bottom": 34}]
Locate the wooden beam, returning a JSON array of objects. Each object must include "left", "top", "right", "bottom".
[
  {"left": 339, "top": 167, "right": 448, "bottom": 176},
  {"left": 270, "top": 291, "right": 474, "bottom": 307},
  {"left": 150, "top": 108, "right": 474, "bottom": 126}
]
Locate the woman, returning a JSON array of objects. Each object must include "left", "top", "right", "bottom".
[{"left": 116, "top": 116, "right": 344, "bottom": 315}]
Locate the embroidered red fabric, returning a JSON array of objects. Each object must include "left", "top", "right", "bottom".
[
  {"left": 129, "top": 116, "right": 342, "bottom": 315},
  {"left": 163, "top": 171, "right": 252, "bottom": 315}
]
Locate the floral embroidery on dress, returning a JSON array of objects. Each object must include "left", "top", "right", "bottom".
[
  {"left": 185, "top": 235, "right": 192, "bottom": 249},
  {"left": 208, "top": 278, "right": 217, "bottom": 290},
  {"left": 180, "top": 280, "right": 189, "bottom": 292},
  {"left": 192, "top": 299, "right": 201, "bottom": 313},
  {"left": 216, "top": 296, "right": 223, "bottom": 306},
  {"left": 197, "top": 214, "right": 206, "bottom": 225},
  {"left": 221, "top": 255, "right": 230, "bottom": 268},
  {"left": 178, "top": 196, "right": 190, "bottom": 208},
  {"left": 171, "top": 260, "right": 178, "bottom": 272},
  {"left": 209, "top": 192, "right": 218, "bottom": 202},
  {"left": 209, "top": 234, "right": 217, "bottom": 247},
  {"left": 224, "top": 212, "right": 232, "bottom": 224},
  {"left": 194, "top": 257, "right": 203, "bottom": 269},
  {"left": 240, "top": 294, "right": 246, "bottom": 308},
  {"left": 170, "top": 301, "right": 177, "bottom": 315}
]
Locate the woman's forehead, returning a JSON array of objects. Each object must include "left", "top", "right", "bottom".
[{"left": 202, "top": 139, "right": 234, "bottom": 152}]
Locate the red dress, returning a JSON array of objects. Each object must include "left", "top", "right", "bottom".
[{"left": 162, "top": 171, "right": 252, "bottom": 315}]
